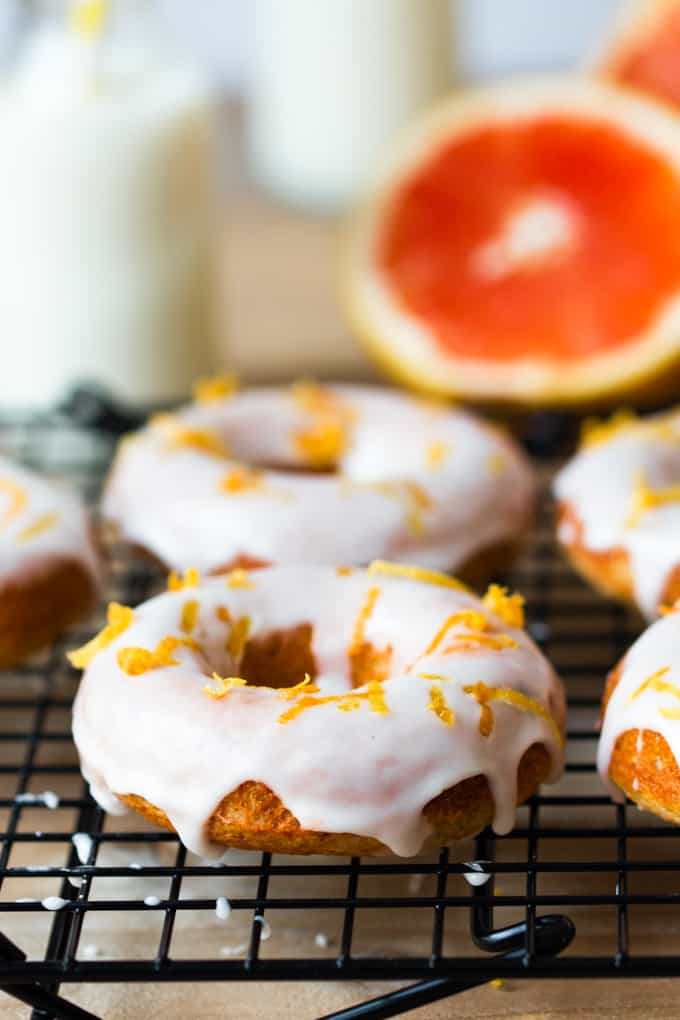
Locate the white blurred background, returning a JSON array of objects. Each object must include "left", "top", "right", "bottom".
[{"left": 0, "top": 0, "right": 627, "bottom": 88}]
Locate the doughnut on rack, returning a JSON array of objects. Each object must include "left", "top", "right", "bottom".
[{"left": 0, "top": 398, "right": 675, "bottom": 1020}]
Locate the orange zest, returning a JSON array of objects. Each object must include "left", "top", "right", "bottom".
[
  {"left": 220, "top": 465, "right": 263, "bottom": 494},
  {"left": 443, "top": 632, "right": 518, "bottom": 654},
  {"left": 226, "top": 568, "right": 256, "bottom": 590},
  {"left": 17, "top": 512, "right": 60, "bottom": 542},
  {"left": 151, "top": 414, "right": 229, "bottom": 459},
  {"left": 294, "top": 420, "right": 347, "bottom": 468},
  {"left": 421, "top": 610, "right": 488, "bottom": 660},
  {"left": 482, "top": 584, "right": 525, "bottom": 629},
  {"left": 168, "top": 568, "right": 200, "bottom": 591},
  {"left": 192, "top": 372, "right": 239, "bottom": 404},
  {"left": 67, "top": 603, "right": 135, "bottom": 669},
  {"left": 627, "top": 476, "right": 680, "bottom": 528},
  {"left": 0, "top": 479, "right": 27, "bottom": 527},
  {"left": 226, "top": 616, "right": 251, "bottom": 659},
  {"left": 180, "top": 599, "right": 200, "bottom": 635},
  {"left": 629, "top": 666, "right": 677, "bottom": 702},
  {"left": 203, "top": 674, "right": 248, "bottom": 699},
  {"left": 428, "top": 684, "right": 455, "bottom": 726},
  {"left": 426, "top": 440, "right": 451, "bottom": 469},
  {"left": 581, "top": 409, "right": 638, "bottom": 448},
  {"left": 117, "top": 636, "right": 199, "bottom": 676},
  {"left": 216, "top": 605, "right": 232, "bottom": 624},
  {"left": 366, "top": 560, "right": 468, "bottom": 591},
  {"left": 277, "top": 674, "right": 320, "bottom": 701},
  {"left": 464, "top": 682, "right": 563, "bottom": 744}
]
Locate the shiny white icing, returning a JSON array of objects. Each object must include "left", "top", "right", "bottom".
[
  {"left": 72, "top": 566, "right": 565, "bottom": 858},
  {"left": 598, "top": 610, "right": 680, "bottom": 802},
  {"left": 0, "top": 454, "right": 98, "bottom": 589},
  {"left": 554, "top": 410, "right": 680, "bottom": 617},
  {"left": 102, "top": 385, "right": 534, "bottom": 573}
]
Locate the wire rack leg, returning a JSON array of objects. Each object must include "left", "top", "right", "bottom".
[
  {"left": 0, "top": 983, "right": 102, "bottom": 1020},
  {"left": 316, "top": 976, "right": 491, "bottom": 1020}
]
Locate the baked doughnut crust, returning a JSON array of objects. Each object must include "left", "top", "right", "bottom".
[
  {"left": 118, "top": 743, "right": 550, "bottom": 856},
  {"left": 557, "top": 503, "right": 680, "bottom": 610},
  {"left": 602, "top": 663, "right": 680, "bottom": 823},
  {"left": 0, "top": 558, "right": 96, "bottom": 669}
]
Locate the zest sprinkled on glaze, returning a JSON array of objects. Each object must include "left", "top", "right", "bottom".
[
  {"left": 168, "top": 568, "right": 200, "bottom": 591},
  {"left": 193, "top": 373, "right": 239, "bottom": 404},
  {"left": 554, "top": 406, "right": 680, "bottom": 617},
  {"left": 599, "top": 613, "right": 680, "bottom": 801},
  {"left": 71, "top": 566, "right": 565, "bottom": 858},
  {"left": 482, "top": 585, "right": 525, "bottom": 629},
  {"left": 102, "top": 385, "right": 535, "bottom": 575},
  {"left": 68, "top": 603, "right": 135, "bottom": 670}
]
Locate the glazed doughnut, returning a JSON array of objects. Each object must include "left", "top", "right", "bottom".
[
  {"left": 70, "top": 562, "right": 565, "bottom": 857},
  {"left": 599, "top": 605, "right": 680, "bottom": 823},
  {"left": 0, "top": 454, "right": 98, "bottom": 667},
  {"left": 554, "top": 409, "right": 680, "bottom": 617},
  {"left": 102, "top": 380, "right": 535, "bottom": 579}
]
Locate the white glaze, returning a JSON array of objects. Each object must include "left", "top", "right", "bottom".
[
  {"left": 0, "top": 454, "right": 98, "bottom": 591},
  {"left": 554, "top": 409, "right": 680, "bottom": 617},
  {"left": 215, "top": 896, "right": 231, "bottom": 921},
  {"left": 102, "top": 384, "right": 535, "bottom": 574},
  {"left": 72, "top": 566, "right": 565, "bottom": 858},
  {"left": 598, "top": 610, "right": 680, "bottom": 802}
]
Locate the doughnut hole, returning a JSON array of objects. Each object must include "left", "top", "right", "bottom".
[
  {"left": 349, "top": 640, "right": 393, "bottom": 689},
  {"left": 238, "top": 623, "right": 318, "bottom": 690}
]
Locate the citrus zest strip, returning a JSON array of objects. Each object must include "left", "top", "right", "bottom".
[
  {"left": 17, "top": 512, "right": 60, "bottom": 542},
  {"left": 117, "top": 636, "right": 199, "bottom": 676},
  {"left": 226, "top": 568, "right": 255, "bottom": 590},
  {"left": 464, "top": 682, "right": 563, "bottom": 744},
  {"left": 627, "top": 476, "right": 680, "bottom": 528},
  {"left": 168, "top": 568, "right": 200, "bottom": 591},
  {"left": 67, "top": 603, "right": 135, "bottom": 669},
  {"left": 0, "top": 479, "right": 27, "bottom": 527},
  {"left": 629, "top": 666, "right": 676, "bottom": 702},
  {"left": 180, "top": 599, "right": 200, "bottom": 635},
  {"left": 192, "top": 372, "right": 239, "bottom": 404},
  {"left": 482, "top": 584, "right": 525, "bottom": 629},
  {"left": 428, "top": 684, "right": 455, "bottom": 726},
  {"left": 367, "top": 560, "right": 468, "bottom": 591}
]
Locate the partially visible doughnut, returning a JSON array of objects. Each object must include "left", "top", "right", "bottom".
[
  {"left": 102, "top": 380, "right": 535, "bottom": 578},
  {"left": 600, "top": 606, "right": 680, "bottom": 822},
  {"left": 70, "top": 563, "right": 565, "bottom": 857},
  {"left": 0, "top": 455, "right": 98, "bottom": 666},
  {"left": 554, "top": 408, "right": 680, "bottom": 616}
]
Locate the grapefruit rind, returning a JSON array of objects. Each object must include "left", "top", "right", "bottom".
[
  {"left": 344, "top": 76, "right": 680, "bottom": 408},
  {"left": 598, "top": 0, "right": 680, "bottom": 83}
]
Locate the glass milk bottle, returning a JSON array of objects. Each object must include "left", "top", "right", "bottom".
[
  {"left": 247, "top": 0, "right": 453, "bottom": 210},
  {"left": 0, "top": 0, "right": 218, "bottom": 409}
]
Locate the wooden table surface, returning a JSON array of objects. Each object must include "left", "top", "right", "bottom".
[{"left": 3, "top": 107, "right": 680, "bottom": 1019}]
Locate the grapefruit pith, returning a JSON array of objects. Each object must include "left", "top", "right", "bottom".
[
  {"left": 601, "top": 0, "right": 680, "bottom": 109},
  {"left": 344, "top": 78, "right": 680, "bottom": 408}
]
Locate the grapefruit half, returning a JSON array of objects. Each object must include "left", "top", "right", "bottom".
[
  {"left": 344, "top": 77, "right": 680, "bottom": 407},
  {"left": 601, "top": 0, "right": 680, "bottom": 109}
]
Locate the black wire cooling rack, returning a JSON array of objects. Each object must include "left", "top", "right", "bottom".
[{"left": 0, "top": 408, "right": 679, "bottom": 1020}]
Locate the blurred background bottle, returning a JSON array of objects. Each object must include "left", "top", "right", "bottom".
[
  {"left": 0, "top": 0, "right": 218, "bottom": 409},
  {"left": 247, "top": 0, "right": 453, "bottom": 211}
]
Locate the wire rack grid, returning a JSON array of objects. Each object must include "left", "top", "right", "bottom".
[{"left": 0, "top": 414, "right": 678, "bottom": 1020}]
